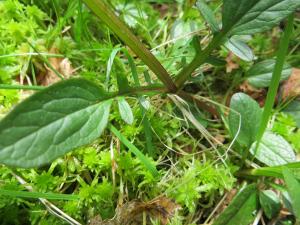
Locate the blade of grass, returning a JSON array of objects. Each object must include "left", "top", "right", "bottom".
[
  {"left": 121, "top": 48, "right": 156, "bottom": 156},
  {"left": 0, "top": 189, "right": 79, "bottom": 201},
  {"left": 27, "top": 41, "right": 64, "bottom": 80},
  {"left": 0, "top": 84, "right": 44, "bottom": 91},
  {"left": 252, "top": 14, "right": 294, "bottom": 160},
  {"left": 82, "top": 0, "right": 177, "bottom": 92},
  {"left": 237, "top": 162, "right": 300, "bottom": 179},
  {"left": 108, "top": 124, "right": 159, "bottom": 178}
]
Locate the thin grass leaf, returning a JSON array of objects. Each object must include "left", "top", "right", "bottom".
[
  {"left": 108, "top": 124, "right": 159, "bottom": 178},
  {"left": 0, "top": 189, "right": 79, "bottom": 201},
  {"left": 106, "top": 47, "right": 122, "bottom": 89},
  {"left": 0, "top": 84, "right": 44, "bottom": 91},
  {"left": 121, "top": 48, "right": 155, "bottom": 155},
  {"left": 254, "top": 14, "right": 294, "bottom": 158}
]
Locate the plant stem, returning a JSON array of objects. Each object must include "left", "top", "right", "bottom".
[
  {"left": 253, "top": 14, "right": 294, "bottom": 155},
  {"left": 175, "top": 32, "right": 225, "bottom": 88},
  {"left": 82, "top": 0, "right": 177, "bottom": 92}
]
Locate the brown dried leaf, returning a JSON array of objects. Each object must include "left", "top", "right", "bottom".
[
  {"left": 239, "top": 81, "right": 266, "bottom": 106},
  {"left": 38, "top": 47, "right": 73, "bottom": 86},
  {"left": 281, "top": 68, "right": 300, "bottom": 101},
  {"left": 90, "top": 196, "right": 180, "bottom": 225},
  {"left": 225, "top": 52, "right": 239, "bottom": 73}
]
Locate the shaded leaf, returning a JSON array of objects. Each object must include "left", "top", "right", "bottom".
[
  {"left": 259, "top": 190, "right": 281, "bottom": 219},
  {"left": 228, "top": 93, "right": 262, "bottom": 147},
  {"left": 222, "top": 0, "right": 300, "bottom": 35},
  {"left": 224, "top": 36, "right": 255, "bottom": 62},
  {"left": 0, "top": 79, "right": 112, "bottom": 168},
  {"left": 117, "top": 97, "right": 134, "bottom": 125},
  {"left": 213, "top": 184, "right": 258, "bottom": 225},
  {"left": 283, "top": 168, "right": 300, "bottom": 221},
  {"left": 284, "top": 100, "right": 300, "bottom": 128},
  {"left": 247, "top": 59, "right": 291, "bottom": 88},
  {"left": 250, "top": 132, "right": 296, "bottom": 166},
  {"left": 196, "top": 0, "right": 219, "bottom": 33}
]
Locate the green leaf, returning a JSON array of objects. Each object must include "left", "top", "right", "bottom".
[
  {"left": 284, "top": 101, "right": 300, "bottom": 128},
  {"left": 250, "top": 132, "right": 296, "bottom": 166},
  {"left": 222, "top": 0, "right": 300, "bottom": 35},
  {"left": 0, "top": 79, "right": 112, "bottom": 168},
  {"left": 283, "top": 168, "right": 300, "bottom": 221},
  {"left": 0, "top": 189, "right": 79, "bottom": 201},
  {"left": 117, "top": 97, "right": 134, "bottom": 125},
  {"left": 108, "top": 124, "right": 159, "bottom": 178},
  {"left": 228, "top": 93, "right": 262, "bottom": 147},
  {"left": 196, "top": 0, "right": 219, "bottom": 33},
  {"left": 213, "top": 184, "right": 258, "bottom": 225},
  {"left": 259, "top": 190, "right": 281, "bottom": 219},
  {"left": 224, "top": 36, "right": 255, "bottom": 62},
  {"left": 247, "top": 59, "right": 292, "bottom": 88},
  {"left": 106, "top": 47, "right": 121, "bottom": 88}
]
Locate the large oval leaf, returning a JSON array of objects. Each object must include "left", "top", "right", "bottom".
[
  {"left": 247, "top": 59, "right": 291, "bottom": 88},
  {"left": 0, "top": 79, "right": 112, "bottom": 168},
  {"left": 228, "top": 93, "right": 262, "bottom": 147},
  {"left": 213, "top": 184, "right": 258, "bottom": 225},
  {"left": 222, "top": 0, "right": 300, "bottom": 35},
  {"left": 250, "top": 132, "right": 296, "bottom": 166}
]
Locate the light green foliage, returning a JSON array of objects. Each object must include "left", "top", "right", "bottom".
[
  {"left": 272, "top": 113, "right": 300, "bottom": 152},
  {"left": 0, "top": 89, "right": 19, "bottom": 109},
  {"left": 167, "top": 159, "right": 236, "bottom": 212}
]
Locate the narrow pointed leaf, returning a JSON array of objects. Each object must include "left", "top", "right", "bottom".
[
  {"left": 0, "top": 79, "right": 112, "bottom": 168},
  {"left": 108, "top": 124, "right": 159, "bottom": 178},
  {"left": 197, "top": 0, "right": 219, "bottom": 33},
  {"left": 213, "top": 184, "right": 258, "bottom": 225},
  {"left": 118, "top": 97, "right": 134, "bottom": 125},
  {"left": 222, "top": 0, "right": 300, "bottom": 35}
]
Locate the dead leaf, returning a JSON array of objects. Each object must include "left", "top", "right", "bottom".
[
  {"left": 225, "top": 52, "right": 239, "bottom": 73},
  {"left": 38, "top": 47, "right": 73, "bottom": 86},
  {"left": 281, "top": 68, "right": 300, "bottom": 101},
  {"left": 239, "top": 81, "right": 266, "bottom": 106},
  {"left": 89, "top": 196, "right": 181, "bottom": 225}
]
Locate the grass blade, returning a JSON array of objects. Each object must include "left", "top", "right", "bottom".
[
  {"left": 108, "top": 124, "right": 159, "bottom": 178},
  {"left": 254, "top": 14, "right": 294, "bottom": 156},
  {"left": 0, "top": 189, "right": 79, "bottom": 201}
]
